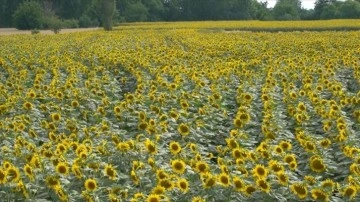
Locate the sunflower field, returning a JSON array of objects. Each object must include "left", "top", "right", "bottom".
[{"left": 0, "top": 21, "right": 359, "bottom": 202}]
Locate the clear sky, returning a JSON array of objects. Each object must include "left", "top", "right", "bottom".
[{"left": 259, "top": 0, "right": 316, "bottom": 9}]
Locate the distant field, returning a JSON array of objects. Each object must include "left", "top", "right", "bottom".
[
  {"left": 0, "top": 27, "right": 100, "bottom": 35},
  {"left": 0, "top": 20, "right": 359, "bottom": 202}
]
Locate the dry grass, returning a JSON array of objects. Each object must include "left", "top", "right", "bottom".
[{"left": 0, "top": 27, "right": 100, "bottom": 36}]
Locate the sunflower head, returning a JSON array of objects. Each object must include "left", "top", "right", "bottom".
[
  {"left": 169, "top": 141, "right": 182, "bottom": 155},
  {"left": 342, "top": 185, "right": 357, "bottom": 199},
  {"left": 253, "top": 164, "right": 268, "bottom": 179},
  {"left": 256, "top": 179, "right": 271, "bottom": 193},
  {"left": 218, "top": 173, "right": 231, "bottom": 187},
  {"left": 177, "top": 178, "right": 189, "bottom": 193},
  {"left": 309, "top": 156, "right": 326, "bottom": 173},
  {"left": 291, "top": 183, "right": 308, "bottom": 199},
  {"left": 84, "top": 178, "right": 97, "bottom": 192},
  {"left": 171, "top": 159, "right": 186, "bottom": 174},
  {"left": 178, "top": 123, "right": 190, "bottom": 136}
]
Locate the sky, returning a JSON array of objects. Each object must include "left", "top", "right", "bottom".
[{"left": 259, "top": 0, "right": 316, "bottom": 9}]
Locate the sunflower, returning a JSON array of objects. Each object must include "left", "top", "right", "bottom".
[
  {"left": 233, "top": 117, "right": 243, "bottom": 128},
  {"left": 321, "top": 179, "right": 335, "bottom": 192},
  {"left": 151, "top": 185, "right": 165, "bottom": 195},
  {"left": 191, "top": 196, "right": 205, "bottom": 202},
  {"left": 309, "top": 157, "right": 326, "bottom": 173},
  {"left": 72, "top": 163, "right": 82, "bottom": 179},
  {"left": 169, "top": 141, "right": 182, "bottom": 155},
  {"left": 45, "top": 175, "right": 60, "bottom": 189},
  {"left": 232, "top": 148, "right": 243, "bottom": 159},
  {"left": 297, "top": 102, "right": 306, "bottom": 112},
  {"left": 0, "top": 168, "right": 7, "bottom": 184},
  {"left": 274, "top": 145, "right": 283, "bottom": 154},
  {"left": 169, "top": 109, "right": 179, "bottom": 120},
  {"left": 252, "top": 164, "right": 268, "bottom": 179},
  {"left": 195, "top": 161, "right": 209, "bottom": 174},
  {"left": 56, "top": 188, "right": 68, "bottom": 202},
  {"left": 268, "top": 160, "right": 284, "bottom": 173},
  {"left": 131, "top": 170, "right": 139, "bottom": 185},
  {"left": 279, "top": 141, "right": 292, "bottom": 151},
  {"left": 177, "top": 178, "right": 189, "bottom": 193},
  {"left": 159, "top": 179, "right": 173, "bottom": 190},
  {"left": 233, "top": 176, "right": 245, "bottom": 192},
  {"left": 117, "top": 142, "right": 130, "bottom": 152},
  {"left": 138, "top": 121, "right": 148, "bottom": 130},
  {"left": 256, "top": 179, "right": 271, "bottom": 193},
  {"left": 178, "top": 123, "right": 190, "bottom": 136},
  {"left": 188, "top": 143, "right": 197, "bottom": 153},
  {"left": 311, "top": 188, "right": 329, "bottom": 201},
  {"left": 350, "top": 163, "right": 360, "bottom": 175},
  {"left": 243, "top": 185, "right": 257, "bottom": 197},
  {"left": 156, "top": 169, "right": 168, "bottom": 180},
  {"left": 145, "top": 139, "right": 157, "bottom": 155},
  {"left": 289, "top": 161, "right": 298, "bottom": 171},
  {"left": 304, "top": 141, "right": 316, "bottom": 153},
  {"left": 104, "top": 164, "right": 117, "bottom": 180},
  {"left": 23, "top": 164, "right": 35, "bottom": 181},
  {"left": 171, "top": 159, "right": 186, "bottom": 174},
  {"left": 23, "top": 101, "right": 33, "bottom": 110},
  {"left": 320, "top": 138, "right": 331, "bottom": 148},
  {"left": 7, "top": 166, "right": 20, "bottom": 182},
  {"left": 51, "top": 113, "right": 61, "bottom": 122},
  {"left": 277, "top": 171, "right": 288, "bottom": 186},
  {"left": 218, "top": 173, "right": 231, "bottom": 187},
  {"left": 84, "top": 178, "right": 97, "bottom": 192},
  {"left": 238, "top": 112, "right": 250, "bottom": 123},
  {"left": 284, "top": 154, "right": 296, "bottom": 164},
  {"left": 342, "top": 185, "right": 357, "bottom": 199},
  {"left": 304, "top": 175, "right": 316, "bottom": 185},
  {"left": 71, "top": 100, "right": 79, "bottom": 108},
  {"left": 203, "top": 174, "right": 217, "bottom": 189},
  {"left": 56, "top": 162, "right": 69, "bottom": 175},
  {"left": 146, "top": 194, "right": 161, "bottom": 202},
  {"left": 290, "top": 183, "right": 308, "bottom": 199}
]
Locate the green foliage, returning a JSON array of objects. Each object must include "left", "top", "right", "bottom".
[
  {"left": 101, "top": 0, "right": 116, "bottom": 30},
  {"left": 251, "top": 1, "right": 273, "bottom": 20},
  {"left": 272, "top": 0, "right": 301, "bottom": 20},
  {"left": 2, "top": 0, "right": 360, "bottom": 28},
  {"left": 42, "top": 15, "right": 63, "bottom": 34},
  {"left": 79, "top": 14, "right": 99, "bottom": 28},
  {"left": 320, "top": 4, "right": 339, "bottom": 19},
  {"left": 123, "top": 1, "right": 149, "bottom": 22},
  {"left": 13, "top": 1, "right": 44, "bottom": 30},
  {"left": 62, "top": 19, "right": 80, "bottom": 28},
  {"left": 338, "top": 0, "right": 360, "bottom": 19}
]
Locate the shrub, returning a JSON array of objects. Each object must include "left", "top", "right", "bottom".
[
  {"left": 63, "top": 19, "right": 79, "bottom": 29},
  {"left": 31, "top": 29, "right": 40, "bottom": 34},
  {"left": 13, "top": 1, "right": 44, "bottom": 30},
  {"left": 43, "top": 16, "right": 63, "bottom": 34},
  {"left": 79, "top": 15, "right": 99, "bottom": 28}
]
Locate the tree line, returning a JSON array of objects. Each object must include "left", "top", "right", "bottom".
[{"left": 1, "top": 0, "right": 360, "bottom": 30}]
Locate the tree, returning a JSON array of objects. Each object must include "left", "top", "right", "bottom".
[
  {"left": 0, "top": 0, "right": 24, "bottom": 27},
  {"left": 101, "top": 0, "right": 116, "bottom": 30},
  {"left": 338, "top": 0, "right": 360, "bottom": 19},
  {"left": 13, "top": 1, "right": 44, "bottom": 30},
  {"left": 251, "top": 0, "right": 272, "bottom": 20},
  {"left": 163, "top": 0, "right": 182, "bottom": 21},
  {"left": 313, "top": 0, "right": 337, "bottom": 19},
  {"left": 320, "top": 3, "right": 339, "bottom": 19},
  {"left": 123, "top": 1, "right": 149, "bottom": 22},
  {"left": 142, "top": 0, "right": 164, "bottom": 21},
  {"left": 272, "top": 0, "right": 301, "bottom": 20}
]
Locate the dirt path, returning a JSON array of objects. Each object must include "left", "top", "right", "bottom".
[{"left": 0, "top": 27, "right": 100, "bottom": 36}]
